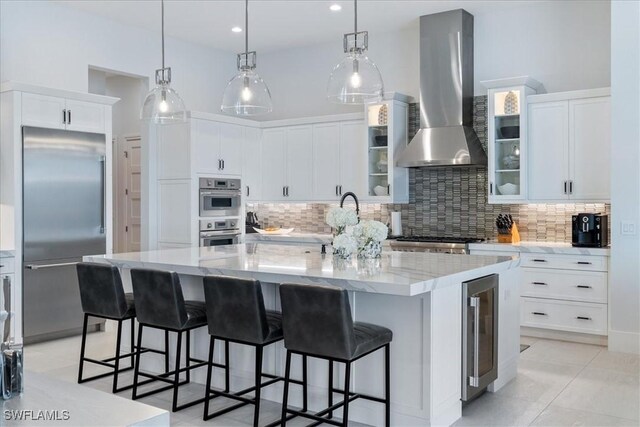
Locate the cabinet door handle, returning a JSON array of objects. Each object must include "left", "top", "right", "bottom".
[
  {"left": 577, "top": 261, "right": 592, "bottom": 265},
  {"left": 63, "top": 109, "right": 67, "bottom": 125},
  {"left": 576, "top": 285, "right": 592, "bottom": 289},
  {"left": 67, "top": 109, "right": 71, "bottom": 125},
  {"left": 532, "top": 282, "right": 548, "bottom": 286},
  {"left": 286, "top": 186, "right": 290, "bottom": 197},
  {"left": 283, "top": 186, "right": 286, "bottom": 197},
  {"left": 532, "top": 312, "right": 547, "bottom": 316},
  {"left": 532, "top": 259, "right": 547, "bottom": 263},
  {"left": 246, "top": 186, "right": 250, "bottom": 197},
  {"left": 339, "top": 185, "right": 343, "bottom": 195},
  {"left": 387, "top": 184, "right": 390, "bottom": 195},
  {"left": 335, "top": 185, "right": 339, "bottom": 196},
  {"left": 576, "top": 316, "right": 592, "bottom": 321},
  {"left": 564, "top": 181, "right": 567, "bottom": 194},
  {"left": 569, "top": 180, "right": 573, "bottom": 194},
  {"left": 490, "top": 182, "right": 493, "bottom": 195},
  {"left": 221, "top": 159, "right": 225, "bottom": 170}
]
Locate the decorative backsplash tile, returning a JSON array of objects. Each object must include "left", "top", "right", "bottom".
[{"left": 249, "top": 97, "right": 611, "bottom": 243}]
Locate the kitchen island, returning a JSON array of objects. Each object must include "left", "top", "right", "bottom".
[{"left": 84, "top": 244, "right": 521, "bottom": 426}]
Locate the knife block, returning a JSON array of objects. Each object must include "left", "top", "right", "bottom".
[{"left": 497, "top": 223, "right": 520, "bottom": 243}]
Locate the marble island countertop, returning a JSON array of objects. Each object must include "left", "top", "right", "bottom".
[
  {"left": 84, "top": 243, "right": 519, "bottom": 297},
  {"left": 469, "top": 240, "right": 610, "bottom": 256},
  {"left": 244, "top": 232, "right": 332, "bottom": 244}
]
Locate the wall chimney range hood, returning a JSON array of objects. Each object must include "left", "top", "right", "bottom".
[{"left": 396, "top": 9, "right": 487, "bottom": 167}]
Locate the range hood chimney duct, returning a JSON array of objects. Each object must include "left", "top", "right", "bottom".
[{"left": 396, "top": 9, "right": 487, "bottom": 167}]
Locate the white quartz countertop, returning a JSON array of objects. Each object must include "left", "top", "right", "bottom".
[
  {"left": 84, "top": 243, "right": 519, "bottom": 297},
  {"left": 244, "top": 232, "right": 332, "bottom": 244},
  {"left": 2, "top": 371, "right": 169, "bottom": 426},
  {"left": 468, "top": 241, "right": 610, "bottom": 256}
]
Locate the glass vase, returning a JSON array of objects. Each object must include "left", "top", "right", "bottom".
[{"left": 358, "top": 240, "right": 382, "bottom": 259}]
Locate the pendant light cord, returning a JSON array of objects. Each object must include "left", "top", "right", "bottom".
[
  {"left": 161, "top": 0, "right": 165, "bottom": 69},
  {"left": 245, "top": 0, "right": 249, "bottom": 57},
  {"left": 354, "top": 0, "right": 358, "bottom": 33}
]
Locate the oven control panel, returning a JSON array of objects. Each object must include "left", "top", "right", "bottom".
[{"left": 200, "top": 219, "right": 239, "bottom": 232}]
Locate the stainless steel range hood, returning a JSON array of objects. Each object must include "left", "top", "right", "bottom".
[{"left": 396, "top": 9, "right": 487, "bottom": 167}]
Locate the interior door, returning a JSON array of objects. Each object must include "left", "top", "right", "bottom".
[
  {"left": 122, "top": 136, "right": 142, "bottom": 252},
  {"left": 312, "top": 123, "right": 341, "bottom": 200},
  {"left": 65, "top": 99, "right": 105, "bottom": 133},
  {"left": 261, "top": 129, "right": 287, "bottom": 201},
  {"left": 569, "top": 97, "right": 611, "bottom": 200},
  {"left": 340, "top": 121, "right": 366, "bottom": 196},
  {"left": 219, "top": 123, "right": 243, "bottom": 176},
  {"left": 21, "top": 93, "right": 66, "bottom": 130},
  {"left": 527, "top": 101, "right": 570, "bottom": 201},
  {"left": 242, "top": 127, "right": 262, "bottom": 201},
  {"left": 285, "top": 126, "right": 313, "bottom": 201}
]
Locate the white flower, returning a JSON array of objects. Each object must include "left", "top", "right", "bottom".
[
  {"left": 352, "top": 220, "right": 388, "bottom": 244},
  {"left": 332, "top": 233, "right": 358, "bottom": 255},
  {"left": 326, "top": 207, "right": 358, "bottom": 229}
]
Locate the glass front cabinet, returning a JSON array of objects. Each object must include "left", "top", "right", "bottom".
[{"left": 482, "top": 77, "right": 541, "bottom": 203}]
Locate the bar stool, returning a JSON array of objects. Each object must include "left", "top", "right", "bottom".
[
  {"left": 202, "top": 275, "right": 307, "bottom": 427},
  {"left": 278, "top": 284, "right": 392, "bottom": 427},
  {"left": 76, "top": 262, "right": 142, "bottom": 393},
  {"left": 130, "top": 268, "right": 218, "bottom": 412}
]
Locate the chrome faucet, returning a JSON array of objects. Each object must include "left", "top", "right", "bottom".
[{"left": 339, "top": 192, "right": 360, "bottom": 217}]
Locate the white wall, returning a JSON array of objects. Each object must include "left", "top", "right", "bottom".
[
  {"left": 609, "top": 0, "right": 640, "bottom": 354},
  {"left": 259, "top": 0, "right": 611, "bottom": 120},
  {"left": 105, "top": 75, "right": 147, "bottom": 138},
  {"left": 0, "top": 0, "right": 235, "bottom": 114}
]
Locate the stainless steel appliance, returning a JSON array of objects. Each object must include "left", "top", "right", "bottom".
[
  {"left": 22, "top": 126, "right": 106, "bottom": 343},
  {"left": 199, "top": 177, "right": 242, "bottom": 217},
  {"left": 462, "top": 274, "right": 499, "bottom": 402},
  {"left": 396, "top": 9, "right": 486, "bottom": 167},
  {"left": 199, "top": 220, "right": 241, "bottom": 247},
  {"left": 572, "top": 213, "right": 609, "bottom": 248},
  {"left": 389, "top": 236, "right": 484, "bottom": 254}
]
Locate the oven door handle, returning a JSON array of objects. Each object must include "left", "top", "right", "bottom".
[
  {"left": 200, "top": 230, "right": 241, "bottom": 238},
  {"left": 469, "top": 296, "right": 480, "bottom": 388},
  {"left": 200, "top": 190, "right": 241, "bottom": 197}
]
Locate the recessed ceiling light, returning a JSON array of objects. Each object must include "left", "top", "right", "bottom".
[
  {"left": 329, "top": 4, "right": 342, "bottom": 12},
  {"left": 231, "top": 26, "right": 243, "bottom": 33}
]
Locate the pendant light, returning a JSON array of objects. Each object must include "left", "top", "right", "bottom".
[
  {"left": 221, "top": 0, "right": 273, "bottom": 116},
  {"left": 327, "top": 0, "right": 384, "bottom": 104},
  {"left": 140, "top": 0, "right": 187, "bottom": 124}
]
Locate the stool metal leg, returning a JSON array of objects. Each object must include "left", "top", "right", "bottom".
[
  {"left": 164, "top": 330, "right": 170, "bottom": 374},
  {"left": 132, "top": 323, "right": 144, "bottom": 399},
  {"left": 77, "top": 313, "right": 89, "bottom": 383},
  {"left": 280, "top": 350, "right": 292, "bottom": 427},
  {"left": 112, "top": 319, "right": 123, "bottom": 393},
  {"left": 186, "top": 330, "right": 191, "bottom": 383},
  {"left": 203, "top": 336, "right": 215, "bottom": 421},
  {"left": 342, "top": 362, "right": 351, "bottom": 427},
  {"left": 253, "top": 345, "right": 263, "bottom": 427},
  {"left": 385, "top": 344, "right": 390, "bottom": 427},
  {"left": 225, "top": 340, "right": 230, "bottom": 393},
  {"left": 302, "top": 355, "right": 308, "bottom": 412},
  {"left": 172, "top": 331, "right": 183, "bottom": 412},
  {"left": 130, "top": 318, "right": 135, "bottom": 367},
  {"left": 328, "top": 360, "right": 334, "bottom": 419}
]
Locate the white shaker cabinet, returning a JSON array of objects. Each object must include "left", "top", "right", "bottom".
[
  {"left": 284, "top": 126, "right": 313, "bottom": 201},
  {"left": 21, "top": 93, "right": 105, "bottom": 133},
  {"left": 261, "top": 128, "right": 287, "bottom": 201},
  {"left": 312, "top": 123, "right": 342, "bottom": 200},
  {"left": 339, "top": 120, "right": 366, "bottom": 197},
  {"left": 242, "top": 126, "right": 262, "bottom": 201},
  {"left": 219, "top": 123, "right": 243, "bottom": 176},
  {"left": 191, "top": 119, "right": 243, "bottom": 176},
  {"left": 527, "top": 89, "right": 611, "bottom": 202}
]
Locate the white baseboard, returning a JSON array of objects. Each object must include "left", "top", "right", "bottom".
[
  {"left": 521, "top": 326, "right": 608, "bottom": 346},
  {"left": 608, "top": 329, "right": 640, "bottom": 354}
]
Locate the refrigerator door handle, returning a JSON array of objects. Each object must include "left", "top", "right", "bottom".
[
  {"left": 100, "top": 156, "right": 106, "bottom": 234},
  {"left": 25, "top": 262, "right": 78, "bottom": 270},
  {"left": 469, "top": 296, "right": 480, "bottom": 388}
]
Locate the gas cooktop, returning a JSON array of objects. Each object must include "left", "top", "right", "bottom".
[
  {"left": 394, "top": 236, "right": 485, "bottom": 244},
  {"left": 389, "top": 236, "right": 484, "bottom": 253}
]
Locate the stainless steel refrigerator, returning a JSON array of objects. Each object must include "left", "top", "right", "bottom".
[{"left": 22, "top": 126, "right": 106, "bottom": 343}]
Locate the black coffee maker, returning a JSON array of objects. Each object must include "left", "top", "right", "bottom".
[{"left": 572, "top": 213, "right": 608, "bottom": 247}]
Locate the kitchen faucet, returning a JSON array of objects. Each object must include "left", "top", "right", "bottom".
[{"left": 339, "top": 191, "right": 360, "bottom": 217}]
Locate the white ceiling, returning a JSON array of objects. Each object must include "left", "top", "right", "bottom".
[{"left": 53, "top": 0, "right": 536, "bottom": 53}]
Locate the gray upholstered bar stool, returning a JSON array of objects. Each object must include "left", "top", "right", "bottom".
[
  {"left": 202, "top": 275, "right": 307, "bottom": 427},
  {"left": 277, "top": 284, "right": 392, "bottom": 427},
  {"left": 130, "top": 268, "right": 221, "bottom": 412},
  {"left": 76, "top": 262, "right": 164, "bottom": 394}
]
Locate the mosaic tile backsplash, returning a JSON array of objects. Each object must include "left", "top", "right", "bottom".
[{"left": 249, "top": 97, "right": 610, "bottom": 242}]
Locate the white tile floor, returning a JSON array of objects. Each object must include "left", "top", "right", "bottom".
[{"left": 23, "top": 326, "right": 640, "bottom": 426}]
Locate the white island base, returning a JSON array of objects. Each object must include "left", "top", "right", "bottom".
[{"left": 85, "top": 244, "right": 521, "bottom": 426}]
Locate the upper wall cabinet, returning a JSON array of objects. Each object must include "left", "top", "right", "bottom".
[
  {"left": 242, "top": 127, "right": 262, "bottom": 202},
  {"left": 22, "top": 93, "right": 106, "bottom": 133},
  {"left": 191, "top": 119, "right": 243, "bottom": 176},
  {"left": 482, "top": 77, "right": 541, "bottom": 204},
  {"left": 312, "top": 120, "right": 366, "bottom": 201},
  {"left": 527, "top": 89, "right": 611, "bottom": 202}
]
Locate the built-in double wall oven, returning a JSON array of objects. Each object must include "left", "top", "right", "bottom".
[{"left": 199, "top": 177, "right": 242, "bottom": 247}]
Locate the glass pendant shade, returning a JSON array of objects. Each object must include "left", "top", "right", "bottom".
[
  {"left": 221, "top": 69, "right": 273, "bottom": 116},
  {"left": 141, "top": 82, "right": 187, "bottom": 124},
  {"left": 327, "top": 52, "right": 383, "bottom": 104}
]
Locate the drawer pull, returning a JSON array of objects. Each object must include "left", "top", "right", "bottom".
[
  {"left": 576, "top": 285, "right": 592, "bottom": 289},
  {"left": 532, "top": 312, "right": 547, "bottom": 316},
  {"left": 577, "top": 261, "right": 592, "bottom": 265},
  {"left": 576, "top": 316, "right": 592, "bottom": 321},
  {"left": 532, "top": 259, "right": 547, "bottom": 263},
  {"left": 532, "top": 282, "right": 548, "bottom": 286}
]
